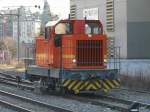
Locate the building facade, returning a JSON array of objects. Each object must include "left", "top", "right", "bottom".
[
  {"left": 13, "top": 7, "right": 38, "bottom": 43},
  {"left": 70, "top": 0, "right": 150, "bottom": 59},
  {"left": 0, "top": 7, "right": 41, "bottom": 60},
  {"left": 0, "top": 10, "right": 16, "bottom": 40},
  {"left": 0, "top": 19, "right": 5, "bottom": 40},
  {"left": 0, "top": 6, "right": 40, "bottom": 43}
]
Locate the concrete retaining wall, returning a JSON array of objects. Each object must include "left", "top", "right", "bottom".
[{"left": 120, "top": 59, "right": 150, "bottom": 76}]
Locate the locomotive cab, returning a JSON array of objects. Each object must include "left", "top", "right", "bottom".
[{"left": 50, "top": 20, "right": 108, "bottom": 69}]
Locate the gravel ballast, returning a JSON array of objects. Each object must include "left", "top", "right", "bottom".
[
  {"left": 1, "top": 70, "right": 150, "bottom": 112},
  {"left": 0, "top": 105, "right": 17, "bottom": 112},
  {"left": 0, "top": 83, "right": 117, "bottom": 112},
  {"left": 109, "top": 89, "right": 150, "bottom": 105}
]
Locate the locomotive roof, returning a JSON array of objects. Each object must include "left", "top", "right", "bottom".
[
  {"left": 45, "top": 19, "right": 102, "bottom": 27},
  {"left": 46, "top": 20, "right": 60, "bottom": 27}
]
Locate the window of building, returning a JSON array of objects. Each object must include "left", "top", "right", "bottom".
[
  {"left": 106, "top": 0, "right": 115, "bottom": 32},
  {"left": 70, "top": 5, "right": 76, "bottom": 19}
]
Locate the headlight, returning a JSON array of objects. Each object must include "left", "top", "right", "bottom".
[
  {"left": 104, "top": 59, "right": 107, "bottom": 63},
  {"left": 72, "top": 59, "right": 76, "bottom": 63},
  {"left": 88, "top": 34, "right": 92, "bottom": 37}
]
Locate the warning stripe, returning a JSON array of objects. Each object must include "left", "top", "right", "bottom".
[
  {"left": 79, "top": 81, "right": 89, "bottom": 90},
  {"left": 110, "top": 80, "right": 118, "bottom": 87},
  {"left": 83, "top": 81, "right": 91, "bottom": 90},
  {"left": 117, "top": 79, "right": 121, "bottom": 85},
  {"left": 71, "top": 80, "right": 80, "bottom": 90},
  {"left": 92, "top": 83, "right": 98, "bottom": 89},
  {"left": 86, "top": 83, "right": 93, "bottom": 90},
  {"left": 63, "top": 79, "right": 67, "bottom": 85},
  {"left": 91, "top": 83, "right": 98, "bottom": 90},
  {"left": 105, "top": 79, "right": 115, "bottom": 88},
  {"left": 68, "top": 80, "right": 78, "bottom": 90},
  {"left": 102, "top": 80, "right": 110, "bottom": 90},
  {"left": 73, "top": 81, "right": 83, "bottom": 91},
  {"left": 90, "top": 80, "right": 100, "bottom": 89},
  {"left": 63, "top": 80, "right": 72, "bottom": 87},
  {"left": 102, "top": 79, "right": 121, "bottom": 93},
  {"left": 63, "top": 79, "right": 120, "bottom": 94},
  {"left": 86, "top": 84, "right": 92, "bottom": 90},
  {"left": 85, "top": 80, "right": 101, "bottom": 90},
  {"left": 94, "top": 80, "right": 101, "bottom": 88},
  {"left": 97, "top": 80, "right": 102, "bottom": 84},
  {"left": 112, "top": 80, "right": 120, "bottom": 87}
]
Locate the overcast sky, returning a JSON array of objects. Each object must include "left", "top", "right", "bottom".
[{"left": 0, "top": 0, "right": 70, "bottom": 19}]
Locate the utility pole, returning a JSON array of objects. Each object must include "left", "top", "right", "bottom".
[{"left": 17, "top": 8, "right": 20, "bottom": 63}]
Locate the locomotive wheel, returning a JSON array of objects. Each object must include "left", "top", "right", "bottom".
[
  {"left": 33, "top": 78, "right": 48, "bottom": 94},
  {"left": 40, "top": 78, "right": 48, "bottom": 88},
  {"left": 60, "top": 87, "right": 68, "bottom": 95},
  {"left": 62, "top": 88, "right": 74, "bottom": 95},
  {"left": 60, "top": 87, "right": 75, "bottom": 95},
  {"left": 29, "top": 77, "right": 34, "bottom": 82}
]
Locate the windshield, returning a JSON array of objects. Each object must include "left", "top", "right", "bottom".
[{"left": 85, "top": 23, "right": 101, "bottom": 34}]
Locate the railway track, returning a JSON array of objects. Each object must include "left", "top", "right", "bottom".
[
  {"left": 0, "top": 74, "right": 130, "bottom": 111},
  {"left": 0, "top": 72, "right": 34, "bottom": 90},
  {"left": 0, "top": 75, "right": 32, "bottom": 86},
  {"left": 119, "top": 87, "right": 150, "bottom": 95},
  {"left": 97, "top": 94, "right": 150, "bottom": 111},
  {"left": 60, "top": 93, "right": 131, "bottom": 112},
  {"left": 1, "top": 71, "right": 150, "bottom": 95},
  {"left": 0, "top": 89, "right": 73, "bottom": 112},
  {"left": 0, "top": 71, "right": 150, "bottom": 112},
  {"left": 61, "top": 92, "right": 150, "bottom": 112},
  {"left": 0, "top": 71, "right": 16, "bottom": 79}
]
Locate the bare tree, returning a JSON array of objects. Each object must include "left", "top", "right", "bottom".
[
  {"left": 0, "top": 41, "right": 6, "bottom": 51},
  {"left": 3, "top": 37, "right": 17, "bottom": 59}
]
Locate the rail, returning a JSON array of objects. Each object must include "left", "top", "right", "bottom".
[{"left": 0, "top": 90, "right": 73, "bottom": 112}]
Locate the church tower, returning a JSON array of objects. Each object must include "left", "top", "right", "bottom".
[{"left": 40, "top": 0, "right": 52, "bottom": 34}]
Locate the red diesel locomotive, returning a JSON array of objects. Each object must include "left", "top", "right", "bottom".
[{"left": 26, "top": 19, "right": 120, "bottom": 94}]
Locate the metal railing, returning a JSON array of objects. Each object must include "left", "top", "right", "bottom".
[{"left": 107, "top": 38, "right": 121, "bottom": 74}]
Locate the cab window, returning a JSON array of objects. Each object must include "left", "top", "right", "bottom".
[
  {"left": 54, "top": 22, "right": 72, "bottom": 47},
  {"left": 85, "top": 23, "right": 101, "bottom": 34},
  {"left": 55, "top": 23, "right": 72, "bottom": 34}
]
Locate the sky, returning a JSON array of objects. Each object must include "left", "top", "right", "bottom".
[{"left": 0, "top": 0, "right": 70, "bottom": 19}]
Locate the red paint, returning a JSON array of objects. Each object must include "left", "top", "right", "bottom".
[{"left": 35, "top": 20, "right": 107, "bottom": 69}]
